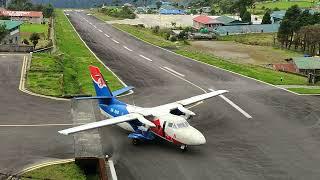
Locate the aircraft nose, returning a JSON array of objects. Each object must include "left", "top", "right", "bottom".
[{"left": 182, "top": 127, "right": 206, "bottom": 145}]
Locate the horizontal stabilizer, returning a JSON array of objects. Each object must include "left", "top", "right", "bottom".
[
  {"left": 75, "top": 96, "right": 112, "bottom": 100},
  {"left": 112, "top": 86, "right": 134, "bottom": 97}
]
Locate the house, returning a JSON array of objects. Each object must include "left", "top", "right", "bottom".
[
  {"left": 201, "top": 7, "right": 211, "bottom": 14},
  {"left": 214, "top": 24, "right": 280, "bottom": 36},
  {"left": 193, "top": 16, "right": 223, "bottom": 31},
  {"left": 159, "top": 5, "right": 185, "bottom": 15},
  {"left": 271, "top": 10, "right": 286, "bottom": 24},
  {"left": 193, "top": 15, "right": 244, "bottom": 31},
  {"left": 135, "top": 7, "right": 147, "bottom": 14},
  {"left": 0, "top": 11, "right": 43, "bottom": 24},
  {"left": 147, "top": 4, "right": 158, "bottom": 11},
  {"left": 293, "top": 57, "right": 320, "bottom": 75},
  {"left": 0, "top": 20, "right": 23, "bottom": 44}
]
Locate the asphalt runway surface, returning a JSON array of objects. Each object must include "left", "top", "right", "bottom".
[
  {"left": 0, "top": 54, "right": 73, "bottom": 178},
  {"left": 67, "top": 11, "right": 320, "bottom": 180}
]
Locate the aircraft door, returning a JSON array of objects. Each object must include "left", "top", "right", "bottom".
[
  {"left": 166, "top": 122, "right": 175, "bottom": 137},
  {"left": 162, "top": 121, "right": 166, "bottom": 137}
]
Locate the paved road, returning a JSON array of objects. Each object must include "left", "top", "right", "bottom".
[
  {"left": 0, "top": 54, "right": 73, "bottom": 178},
  {"left": 69, "top": 11, "right": 320, "bottom": 180}
]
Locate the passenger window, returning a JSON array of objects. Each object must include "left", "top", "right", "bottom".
[{"left": 168, "top": 123, "right": 173, "bottom": 127}]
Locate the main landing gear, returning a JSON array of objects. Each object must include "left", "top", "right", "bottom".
[{"left": 180, "top": 145, "right": 188, "bottom": 152}]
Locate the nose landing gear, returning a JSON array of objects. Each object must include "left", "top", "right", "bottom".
[
  {"left": 180, "top": 145, "right": 188, "bottom": 152},
  {"left": 132, "top": 138, "right": 140, "bottom": 145}
]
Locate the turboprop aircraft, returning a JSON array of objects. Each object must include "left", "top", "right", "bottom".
[{"left": 59, "top": 65, "right": 228, "bottom": 151}]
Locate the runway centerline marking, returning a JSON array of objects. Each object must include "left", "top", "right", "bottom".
[
  {"left": 111, "top": 39, "right": 120, "bottom": 44},
  {"left": 208, "top": 89, "right": 252, "bottom": 119},
  {"left": 163, "top": 66, "right": 185, "bottom": 77},
  {"left": 98, "top": 29, "right": 103, "bottom": 32},
  {"left": 123, "top": 46, "right": 133, "bottom": 52},
  {"left": 0, "top": 123, "right": 85, "bottom": 127},
  {"left": 160, "top": 67, "right": 206, "bottom": 93},
  {"left": 139, "top": 55, "right": 153, "bottom": 62},
  {"left": 104, "top": 33, "right": 110, "bottom": 38}
]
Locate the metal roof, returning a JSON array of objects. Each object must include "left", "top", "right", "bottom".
[
  {"left": 0, "top": 20, "right": 23, "bottom": 30},
  {"left": 293, "top": 57, "right": 320, "bottom": 69},
  {"left": 214, "top": 24, "right": 280, "bottom": 36},
  {"left": 215, "top": 15, "right": 237, "bottom": 24},
  {"left": 271, "top": 10, "right": 286, "bottom": 20}
]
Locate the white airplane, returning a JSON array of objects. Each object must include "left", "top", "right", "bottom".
[{"left": 59, "top": 66, "right": 228, "bottom": 151}]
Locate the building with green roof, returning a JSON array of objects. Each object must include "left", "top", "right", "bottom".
[
  {"left": 214, "top": 24, "right": 280, "bottom": 36},
  {"left": 293, "top": 57, "right": 320, "bottom": 75},
  {"left": 0, "top": 20, "right": 23, "bottom": 44},
  {"left": 215, "top": 16, "right": 244, "bottom": 25}
]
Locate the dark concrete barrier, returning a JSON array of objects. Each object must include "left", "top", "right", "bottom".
[
  {"left": 75, "top": 157, "right": 108, "bottom": 180},
  {"left": 0, "top": 45, "right": 34, "bottom": 52}
]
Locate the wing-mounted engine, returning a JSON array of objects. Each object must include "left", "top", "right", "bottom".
[{"left": 170, "top": 104, "right": 196, "bottom": 120}]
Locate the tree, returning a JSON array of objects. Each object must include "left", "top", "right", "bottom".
[
  {"left": 156, "top": 1, "right": 162, "bottom": 9},
  {"left": 242, "top": 11, "right": 251, "bottom": 23},
  {"left": 29, "top": 33, "right": 40, "bottom": 48},
  {"left": 262, "top": 10, "right": 272, "bottom": 24},
  {"left": 0, "top": 24, "right": 8, "bottom": 42},
  {"left": 43, "top": 4, "right": 54, "bottom": 18},
  {"left": 239, "top": 6, "right": 247, "bottom": 19}
]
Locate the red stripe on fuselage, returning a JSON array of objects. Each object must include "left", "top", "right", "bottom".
[{"left": 150, "top": 119, "right": 182, "bottom": 145}]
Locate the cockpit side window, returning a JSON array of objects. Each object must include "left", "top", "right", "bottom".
[{"left": 176, "top": 122, "right": 189, "bottom": 128}]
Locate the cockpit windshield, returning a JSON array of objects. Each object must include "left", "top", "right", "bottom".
[{"left": 168, "top": 121, "right": 189, "bottom": 129}]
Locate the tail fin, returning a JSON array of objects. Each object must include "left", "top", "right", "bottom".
[{"left": 89, "top": 65, "right": 113, "bottom": 97}]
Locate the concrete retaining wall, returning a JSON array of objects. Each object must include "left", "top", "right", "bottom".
[{"left": 0, "top": 45, "right": 34, "bottom": 52}]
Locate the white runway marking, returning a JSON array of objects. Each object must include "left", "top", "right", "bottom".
[
  {"left": 160, "top": 67, "right": 252, "bottom": 119},
  {"left": 93, "top": 25, "right": 97, "bottom": 28},
  {"left": 112, "top": 39, "right": 119, "bottom": 44},
  {"left": 123, "top": 46, "right": 133, "bottom": 52},
  {"left": 98, "top": 29, "right": 103, "bottom": 32},
  {"left": 209, "top": 89, "right": 252, "bottom": 119},
  {"left": 0, "top": 123, "right": 84, "bottom": 127},
  {"left": 163, "top": 66, "right": 185, "bottom": 77},
  {"left": 104, "top": 33, "right": 110, "bottom": 37},
  {"left": 139, "top": 55, "right": 153, "bottom": 62},
  {"left": 160, "top": 67, "right": 206, "bottom": 92}
]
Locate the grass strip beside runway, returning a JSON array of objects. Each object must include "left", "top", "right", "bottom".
[
  {"left": 287, "top": 88, "right": 320, "bottom": 94},
  {"left": 55, "top": 9, "right": 123, "bottom": 95},
  {"left": 22, "top": 162, "right": 93, "bottom": 180},
  {"left": 27, "top": 53, "right": 64, "bottom": 96},
  {"left": 113, "top": 24, "right": 308, "bottom": 86},
  {"left": 26, "top": 10, "right": 123, "bottom": 97}
]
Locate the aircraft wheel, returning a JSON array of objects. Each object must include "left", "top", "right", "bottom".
[
  {"left": 180, "top": 145, "right": 188, "bottom": 152},
  {"left": 132, "top": 138, "right": 140, "bottom": 145}
]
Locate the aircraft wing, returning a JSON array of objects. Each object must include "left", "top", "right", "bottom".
[
  {"left": 138, "top": 90, "right": 228, "bottom": 116},
  {"left": 177, "top": 90, "right": 228, "bottom": 106},
  {"left": 59, "top": 113, "right": 155, "bottom": 135}
]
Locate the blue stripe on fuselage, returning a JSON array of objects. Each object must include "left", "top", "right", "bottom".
[{"left": 99, "top": 98, "right": 142, "bottom": 131}]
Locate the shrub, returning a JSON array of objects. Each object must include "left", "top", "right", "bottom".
[
  {"left": 169, "top": 36, "right": 177, "bottom": 42},
  {"left": 152, "top": 26, "right": 160, "bottom": 34},
  {"left": 22, "top": 38, "right": 29, "bottom": 45}
]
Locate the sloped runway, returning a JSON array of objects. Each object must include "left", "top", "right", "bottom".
[{"left": 68, "top": 11, "right": 320, "bottom": 180}]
